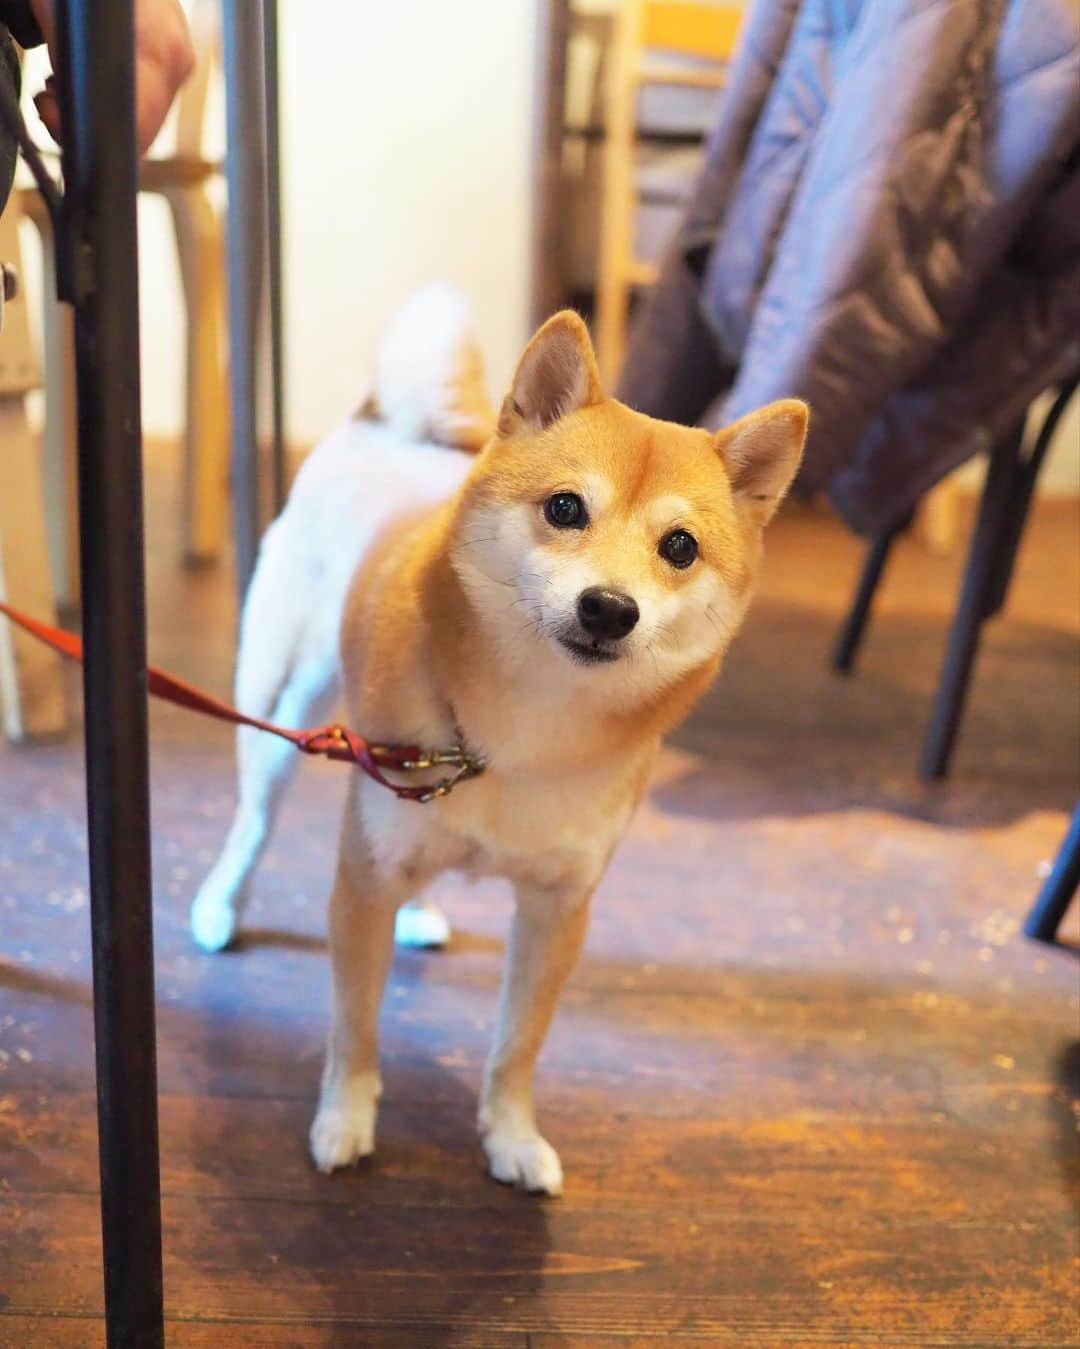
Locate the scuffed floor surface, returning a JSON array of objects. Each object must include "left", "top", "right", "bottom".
[{"left": 1, "top": 461, "right": 1078, "bottom": 1346}]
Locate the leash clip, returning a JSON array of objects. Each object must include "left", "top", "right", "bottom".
[
  {"left": 410, "top": 746, "right": 488, "bottom": 803},
  {"left": 400, "top": 746, "right": 473, "bottom": 772}
]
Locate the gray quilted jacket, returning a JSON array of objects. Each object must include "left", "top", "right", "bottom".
[{"left": 617, "top": 0, "right": 1080, "bottom": 535}]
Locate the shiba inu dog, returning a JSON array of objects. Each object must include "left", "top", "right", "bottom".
[{"left": 191, "top": 285, "right": 807, "bottom": 1195}]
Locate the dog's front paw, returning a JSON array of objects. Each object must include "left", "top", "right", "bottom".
[
  {"left": 309, "top": 1103, "right": 376, "bottom": 1173},
  {"left": 482, "top": 1127, "right": 563, "bottom": 1196}
]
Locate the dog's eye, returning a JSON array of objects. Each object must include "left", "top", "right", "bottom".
[
  {"left": 544, "top": 492, "right": 587, "bottom": 529},
  {"left": 660, "top": 528, "right": 698, "bottom": 569}
]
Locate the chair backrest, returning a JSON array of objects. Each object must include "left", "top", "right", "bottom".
[{"left": 641, "top": 2, "right": 743, "bottom": 64}]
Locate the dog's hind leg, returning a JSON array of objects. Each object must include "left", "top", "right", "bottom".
[
  {"left": 190, "top": 659, "right": 338, "bottom": 952},
  {"left": 394, "top": 898, "right": 451, "bottom": 949},
  {"left": 191, "top": 523, "right": 341, "bottom": 952}
]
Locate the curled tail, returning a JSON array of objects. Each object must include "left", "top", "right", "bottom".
[{"left": 360, "top": 282, "right": 496, "bottom": 452}]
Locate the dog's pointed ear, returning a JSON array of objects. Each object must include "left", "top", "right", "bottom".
[
  {"left": 715, "top": 400, "right": 808, "bottom": 526},
  {"left": 498, "top": 311, "right": 603, "bottom": 436}
]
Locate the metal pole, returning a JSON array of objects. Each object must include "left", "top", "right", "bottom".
[
  {"left": 54, "top": 1, "right": 165, "bottom": 1344},
  {"left": 222, "top": 0, "right": 267, "bottom": 604},
  {"left": 263, "top": 0, "right": 286, "bottom": 512}
]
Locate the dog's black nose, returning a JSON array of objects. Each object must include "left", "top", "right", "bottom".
[{"left": 577, "top": 587, "right": 640, "bottom": 640}]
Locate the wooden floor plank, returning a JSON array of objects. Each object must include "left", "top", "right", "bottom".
[
  {"left": 0, "top": 1319, "right": 526, "bottom": 1349},
  {"left": 1, "top": 1087, "right": 1076, "bottom": 1226},
  {"left": 1, "top": 1191, "right": 1075, "bottom": 1343}
]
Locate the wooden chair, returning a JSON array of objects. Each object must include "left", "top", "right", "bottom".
[
  {"left": 16, "top": 0, "right": 227, "bottom": 614},
  {"left": 1024, "top": 801, "right": 1079, "bottom": 945},
  {"left": 596, "top": 1, "right": 742, "bottom": 383}
]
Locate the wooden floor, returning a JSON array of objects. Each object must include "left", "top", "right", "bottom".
[{"left": 1, "top": 453, "right": 1078, "bottom": 1346}]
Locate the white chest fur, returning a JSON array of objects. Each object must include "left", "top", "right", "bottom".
[{"left": 358, "top": 734, "right": 649, "bottom": 897}]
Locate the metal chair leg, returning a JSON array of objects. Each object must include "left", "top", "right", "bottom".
[
  {"left": 263, "top": 0, "right": 286, "bottom": 515},
  {"left": 919, "top": 420, "right": 1027, "bottom": 780},
  {"left": 55, "top": 1, "right": 165, "bottom": 1344},
  {"left": 836, "top": 383, "right": 1077, "bottom": 779},
  {"left": 985, "top": 381, "right": 1078, "bottom": 620},
  {"left": 1024, "top": 803, "right": 1080, "bottom": 944},
  {"left": 831, "top": 511, "right": 912, "bottom": 674}
]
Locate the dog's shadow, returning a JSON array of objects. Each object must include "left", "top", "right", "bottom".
[
  {"left": 166, "top": 944, "right": 555, "bottom": 1336},
  {"left": 183, "top": 1045, "right": 554, "bottom": 1336},
  {"left": 350, "top": 1053, "right": 556, "bottom": 1332}
]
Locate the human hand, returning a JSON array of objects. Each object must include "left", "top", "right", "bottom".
[{"left": 29, "top": 0, "right": 196, "bottom": 154}]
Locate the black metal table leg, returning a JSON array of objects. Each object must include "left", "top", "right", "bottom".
[
  {"left": 222, "top": 0, "right": 267, "bottom": 604},
  {"left": 831, "top": 511, "right": 913, "bottom": 674},
  {"left": 54, "top": 1, "right": 165, "bottom": 1344},
  {"left": 1024, "top": 803, "right": 1080, "bottom": 944}
]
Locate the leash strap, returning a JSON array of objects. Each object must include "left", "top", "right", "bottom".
[{"left": 0, "top": 601, "right": 485, "bottom": 803}]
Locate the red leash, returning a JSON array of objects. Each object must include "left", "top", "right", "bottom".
[{"left": 0, "top": 601, "right": 485, "bottom": 803}]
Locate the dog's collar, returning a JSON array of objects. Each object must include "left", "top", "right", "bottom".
[
  {"left": 394, "top": 701, "right": 487, "bottom": 803},
  {"left": 449, "top": 701, "right": 488, "bottom": 786}
]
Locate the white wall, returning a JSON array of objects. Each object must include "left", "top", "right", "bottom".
[
  {"left": 94, "top": 0, "right": 542, "bottom": 446},
  {"left": 272, "top": 1, "right": 540, "bottom": 443}
]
